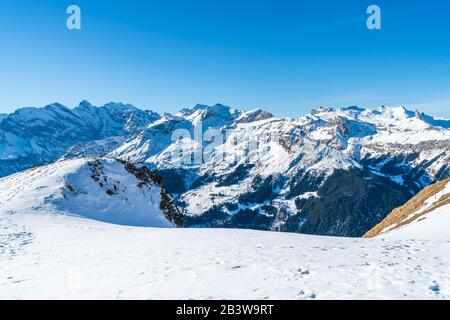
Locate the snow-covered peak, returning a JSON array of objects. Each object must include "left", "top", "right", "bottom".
[
  {"left": 308, "top": 105, "right": 449, "bottom": 127},
  {"left": 235, "top": 108, "right": 274, "bottom": 123},
  {"left": 177, "top": 103, "right": 228, "bottom": 116},
  {"left": 306, "top": 105, "right": 450, "bottom": 144},
  {"left": 176, "top": 103, "right": 240, "bottom": 127},
  {"left": 77, "top": 99, "right": 94, "bottom": 109},
  {"left": 44, "top": 102, "right": 72, "bottom": 112},
  {"left": 310, "top": 106, "right": 336, "bottom": 115},
  {"left": 0, "top": 101, "right": 161, "bottom": 177},
  {"left": 357, "top": 105, "right": 450, "bottom": 129},
  {"left": 102, "top": 102, "right": 139, "bottom": 111},
  {"left": 0, "top": 158, "right": 183, "bottom": 227},
  {"left": 176, "top": 103, "right": 209, "bottom": 116},
  {"left": 3, "top": 103, "right": 75, "bottom": 125},
  {"left": 160, "top": 112, "right": 185, "bottom": 122},
  {"left": 413, "top": 111, "right": 450, "bottom": 129}
]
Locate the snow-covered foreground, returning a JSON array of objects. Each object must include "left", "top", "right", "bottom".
[
  {"left": 1, "top": 212, "right": 449, "bottom": 299},
  {"left": 0, "top": 158, "right": 448, "bottom": 299}
]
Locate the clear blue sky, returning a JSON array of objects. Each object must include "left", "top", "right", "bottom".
[{"left": 0, "top": 0, "right": 449, "bottom": 117}]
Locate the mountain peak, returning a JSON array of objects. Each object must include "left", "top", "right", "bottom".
[
  {"left": 178, "top": 103, "right": 231, "bottom": 116},
  {"left": 103, "top": 102, "right": 138, "bottom": 111},
  {"left": 78, "top": 100, "right": 94, "bottom": 108},
  {"left": 311, "top": 106, "right": 336, "bottom": 115},
  {"left": 175, "top": 103, "right": 241, "bottom": 127},
  {"left": 44, "top": 102, "right": 69, "bottom": 111},
  {"left": 236, "top": 108, "right": 274, "bottom": 123},
  {"left": 341, "top": 106, "right": 365, "bottom": 112}
]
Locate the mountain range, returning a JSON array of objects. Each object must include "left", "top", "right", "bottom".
[
  {"left": 0, "top": 101, "right": 159, "bottom": 177},
  {"left": 1, "top": 101, "right": 449, "bottom": 236}
]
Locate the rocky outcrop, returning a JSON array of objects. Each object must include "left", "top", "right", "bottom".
[
  {"left": 0, "top": 158, "right": 182, "bottom": 228},
  {"left": 116, "top": 159, "right": 184, "bottom": 227}
]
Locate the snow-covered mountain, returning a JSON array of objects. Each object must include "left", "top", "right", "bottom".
[
  {"left": 0, "top": 101, "right": 160, "bottom": 177},
  {"left": 1, "top": 104, "right": 449, "bottom": 299},
  {"left": 108, "top": 104, "right": 450, "bottom": 236},
  {"left": 0, "top": 158, "right": 183, "bottom": 227},
  {"left": 1, "top": 101, "right": 449, "bottom": 236},
  {"left": 365, "top": 178, "right": 450, "bottom": 239},
  {"left": 60, "top": 137, "right": 127, "bottom": 160}
]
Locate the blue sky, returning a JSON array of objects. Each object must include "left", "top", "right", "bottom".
[{"left": 0, "top": 0, "right": 449, "bottom": 117}]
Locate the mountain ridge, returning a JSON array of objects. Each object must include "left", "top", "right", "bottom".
[
  {"left": 1, "top": 101, "right": 449, "bottom": 236},
  {"left": 0, "top": 157, "right": 184, "bottom": 227},
  {"left": 0, "top": 101, "right": 160, "bottom": 177},
  {"left": 105, "top": 102, "right": 449, "bottom": 236}
]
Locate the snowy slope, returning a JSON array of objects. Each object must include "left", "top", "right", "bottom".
[
  {"left": 0, "top": 151, "right": 449, "bottom": 299},
  {"left": 0, "top": 211, "right": 449, "bottom": 299},
  {"left": 365, "top": 179, "right": 450, "bottom": 239},
  {"left": 383, "top": 202, "right": 450, "bottom": 240},
  {"left": 0, "top": 158, "right": 183, "bottom": 227}
]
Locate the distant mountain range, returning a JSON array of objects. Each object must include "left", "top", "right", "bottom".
[
  {"left": 1, "top": 101, "right": 449, "bottom": 236},
  {"left": 0, "top": 101, "right": 159, "bottom": 177}
]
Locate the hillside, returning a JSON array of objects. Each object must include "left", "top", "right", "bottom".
[
  {"left": 0, "top": 158, "right": 183, "bottom": 227},
  {"left": 364, "top": 178, "right": 450, "bottom": 239}
]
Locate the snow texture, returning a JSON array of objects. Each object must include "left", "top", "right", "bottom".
[
  {"left": 0, "top": 213, "right": 449, "bottom": 299},
  {"left": 0, "top": 160, "right": 449, "bottom": 299}
]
